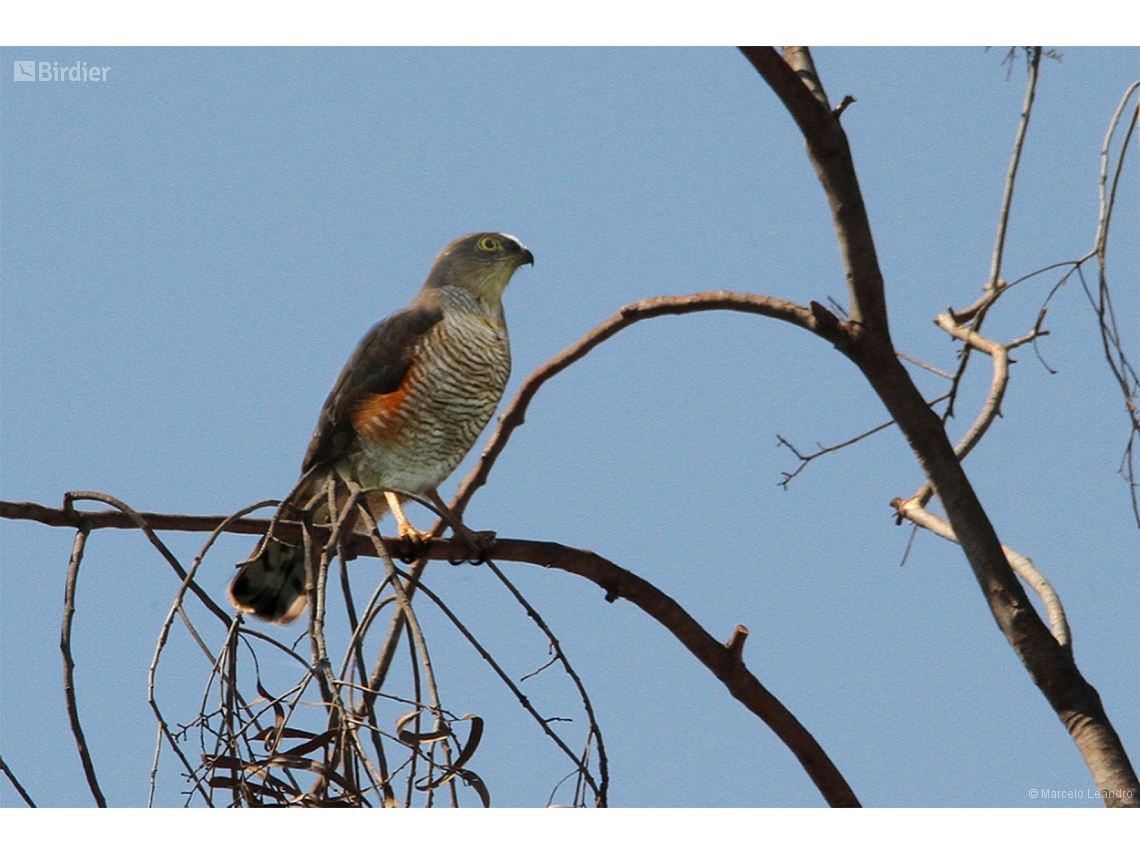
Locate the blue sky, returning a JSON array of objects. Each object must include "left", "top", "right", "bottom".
[{"left": 1, "top": 47, "right": 1137, "bottom": 808}]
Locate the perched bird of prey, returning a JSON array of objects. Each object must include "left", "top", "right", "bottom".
[{"left": 228, "top": 232, "right": 533, "bottom": 623}]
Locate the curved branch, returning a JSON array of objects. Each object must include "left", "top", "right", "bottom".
[
  {"left": 2, "top": 497, "right": 858, "bottom": 807},
  {"left": 452, "top": 291, "right": 825, "bottom": 517},
  {"left": 66, "top": 492, "right": 234, "bottom": 626},
  {"left": 1096, "top": 80, "right": 1140, "bottom": 257},
  {"left": 486, "top": 538, "right": 860, "bottom": 808},
  {"left": 147, "top": 501, "right": 270, "bottom": 808},
  {"left": 911, "top": 313, "right": 1047, "bottom": 507}
]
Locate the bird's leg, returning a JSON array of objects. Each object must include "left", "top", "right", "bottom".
[{"left": 384, "top": 491, "right": 433, "bottom": 546}]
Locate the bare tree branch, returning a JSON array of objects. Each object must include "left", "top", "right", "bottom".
[
  {"left": 451, "top": 291, "right": 825, "bottom": 519},
  {"left": 739, "top": 46, "right": 890, "bottom": 342},
  {"left": 486, "top": 538, "right": 860, "bottom": 807},
  {"left": 1092, "top": 82, "right": 1140, "bottom": 524},
  {"left": 990, "top": 47, "right": 1042, "bottom": 292},
  {"left": 741, "top": 45, "right": 1138, "bottom": 806},
  {"left": 480, "top": 555, "right": 609, "bottom": 806},
  {"left": 777, "top": 392, "right": 952, "bottom": 487},
  {"left": 60, "top": 523, "right": 107, "bottom": 807},
  {"left": 1095, "top": 81, "right": 1140, "bottom": 257},
  {"left": 64, "top": 492, "right": 234, "bottom": 626},
  {"left": 1, "top": 497, "right": 858, "bottom": 807},
  {"left": 0, "top": 753, "right": 38, "bottom": 807},
  {"left": 910, "top": 313, "right": 1048, "bottom": 508},
  {"left": 892, "top": 501, "right": 1071, "bottom": 649},
  {"left": 941, "top": 49, "right": 1042, "bottom": 426}
]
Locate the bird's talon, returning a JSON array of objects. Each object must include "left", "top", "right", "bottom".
[
  {"left": 398, "top": 523, "right": 432, "bottom": 547},
  {"left": 462, "top": 529, "right": 495, "bottom": 565}
]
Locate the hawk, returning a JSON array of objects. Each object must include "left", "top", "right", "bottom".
[{"left": 228, "top": 232, "right": 533, "bottom": 623}]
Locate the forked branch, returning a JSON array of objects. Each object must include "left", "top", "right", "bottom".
[{"left": 740, "top": 45, "right": 1137, "bottom": 805}]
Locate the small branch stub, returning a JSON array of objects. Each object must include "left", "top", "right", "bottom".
[
  {"left": 726, "top": 625, "right": 750, "bottom": 662},
  {"left": 833, "top": 95, "right": 856, "bottom": 118}
]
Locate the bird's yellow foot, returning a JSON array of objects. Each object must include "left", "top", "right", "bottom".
[
  {"left": 392, "top": 520, "right": 433, "bottom": 563},
  {"left": 397, "top": 519, "right": 432, "bottom": 546}
]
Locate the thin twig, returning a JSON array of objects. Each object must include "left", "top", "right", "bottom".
[
  {"left": 990, "top": 47, "right": 1041, "bottom": 292},
  {"left": 1095, "top": 81, "right": 1140, "bottom": 255},
  {"left": 148, "top": 500, "right": 276, "bottom": 807},
  {"left": 1092, "top": 83, "right": 1140, "bottom": 524},
  {"left": 62, "top": 492, "right": 233, "bottom": 626},
  {"left": 777, "top": 393, "right": 951, "bottom": 487},
  {"left": 943, "top": 48, "right": 1042, "bottom": 424},
  {"left": 483, "top": 556, "right": 609, "bottom": 806},
  {"left": 897, "top": 351, "right": 955, "bottom": 380},
  {"left": 392, "top": 568, "right": 605, "bottom": 805},
  {"left": 355, "top": 497, "right": 447, "bottom": 734},
  {"left": 60, "top": 523, "right": 107, "bottom": 807},
  {"left": 0, "top": 754, "right": 37, "bottom": 808}
]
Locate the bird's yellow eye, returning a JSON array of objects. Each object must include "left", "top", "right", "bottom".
[{"left": 477, "top": 236, "right": 502, "bottom": 252}]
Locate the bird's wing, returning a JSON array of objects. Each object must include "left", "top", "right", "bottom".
[{"left": 301, "top": 302, "right": 444, "bottom": 474}]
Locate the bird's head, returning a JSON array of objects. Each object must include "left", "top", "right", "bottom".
[{"left": 425, "top": 232, "right": 534, "bottom": 308}]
